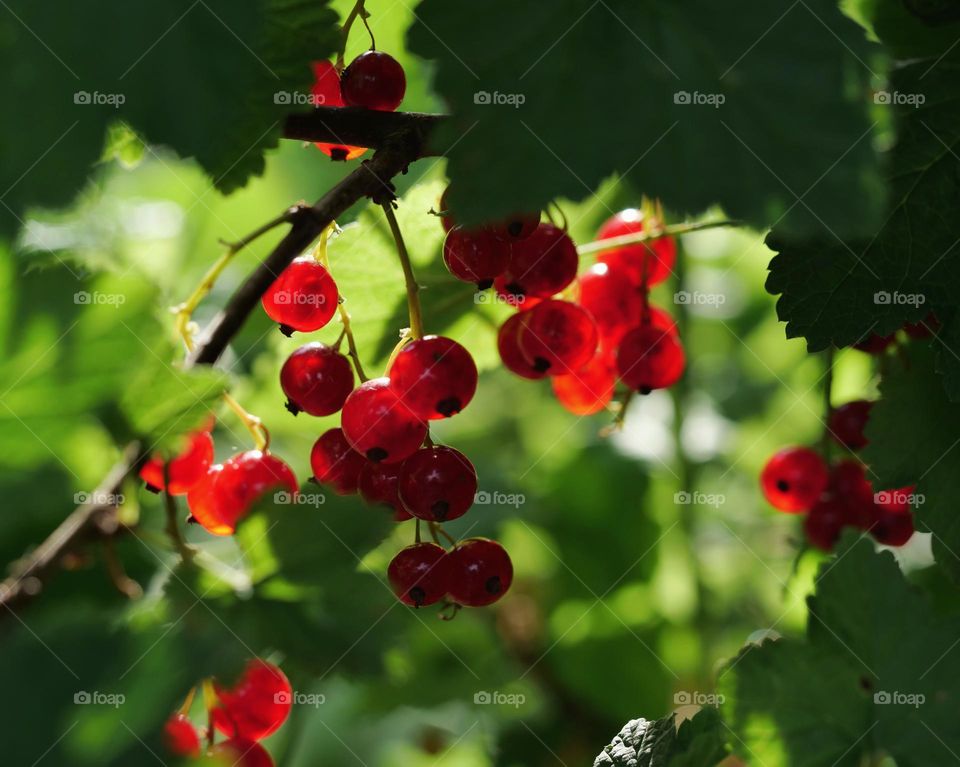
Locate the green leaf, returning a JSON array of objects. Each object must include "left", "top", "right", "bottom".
[
  {"left": 407, "top": 0, "right": 883, "bottom": 236},
  {"left": 593, "top": 709, "right": 728, "bottom": 767}
]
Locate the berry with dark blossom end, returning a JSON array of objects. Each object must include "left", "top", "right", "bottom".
[
  {"left": 207, "top": 452, "right": 298, "bottom": 534},
  {"left": 262, "top": 256, "right": 338, "bottom": 335},
  {"left": 446, "top": 538, "right": 513, "bottom": 607},
  {"left": 209, "top": 739, "right": 275, "bottom": 767},
  {"left": 388, "top": 542, "right": 450, "bottom": 606},
  {"left": 497, "top": 313, "right": 548, "bottom": 380},
  {"left": 518, "top": 299, "right": 598, "bottom": 375},
  {"left": 492, "top": 212, "right": 541, "bottom": 242},
  {"left": 212, "top": 659, "right": 292, "bottom": 742},
  {"left": 616, "top": 324, "right": 685, "bottom": 393},
  {"left": 309, "top": 60, "right": 367, "bottom": 161},
  {"left": 310, "top": 428, "right": 366, "bottom": 495},
  {"left": 495, "top": 223, "right": 579, "bottom": 300},
  {"left": 164, "top": 713, "right": 201, "bottom": 757},
  {"left": 358, "top": 461, "right": 412, "bottom": 520},
  {"left": 280, "top": 343, "right": 354, "bottom": 417},
  {"left": 388, "top": 335, "right": 478, "bottom": 420},
  {"left": 341, "top": 377, "right": 427, "bottom": 463},
  {"left": 341, "top": 50, "right": 406, "bottom": 111},
  {"left": 760, "top": 447, "right": 828, "bottom": 513},
  {"left": 398, "top": 446, "right": 478, "bottom": 522},
  {"left": 596, "top": 209, "right": 676, "bottom": 286},
  {"left": 443, "top": 226, "right": 509, "bottom": 289},
  {"left": 140, "top": 427, "right": 214, "bottom": 495},
  {"left": 551, "top": 351, "right": 617, "bottom": 416}
]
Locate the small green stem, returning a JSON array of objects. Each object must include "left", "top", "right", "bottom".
[
  {"left": 382, "top": 202, "right": 425, "bottom": 339},
  {"left": 577, "top": 219, "right": 742, "bottom": 257},
  {"left": 337, "top": 0, "right": 376, "bottom": 70}
]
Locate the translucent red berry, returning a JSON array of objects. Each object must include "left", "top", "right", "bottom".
[
  {"left": 760, "top": 447, "right": 828, "bottom": 513},
  {"left": 853, "top": 333, "right": 894, "bottom": 354},
  {"left": 212, "top": 451, "right": 299, "bottom": 532},
  {"left": 874, "top": 486, "right": 915, "bottom": 515},
  {"left": 262, "top": 256, "right": 338, "bottom": 335},
  {"left": 443, "top": 226, "right": 509, "bottom": 289},
  {"left": 398, "top": 446, "right": 478, "bottom": 522},
  {"left": 491, "top": 212, "right": 541, "bottom": 242},
  {"left": 647, "top": 305, "right": 679, "bottom": 338},
  {"left": 341, "top": 377, "right": 427, "bottom": 463},
  {"left": 209, "top": 739, "right": 275, "bottom": 767},
  {"left": 804, "top": 497, "right": 847, "bottom": 552},
  {"left": 340, "top": 50, "right": 406, "bottom": 111},
  {"left": 279, "top": 343, "right": 353, "bottom": 417},
  {"left": 164, "top": 713, "right": 201, "bottom": 757},
  {"left": 616, "top": 324, "right": 686, "bottom": 393},
  {"left": 388, "top": 335, "right": 478, "bottom": 419},
  {"left": 871, "top": 508, "right": 915, "bottom": 547},
  {"left": 577, "top": 262, "right": 641, "bottom": 346},
  {"left": 551, "top": 352, "right": 617, "bottom": 415},
  {"left": 497, "top": 313, "right": 548, "bottom": 380},
  {"left": 518, "top": 299, "right": 598, "bottom": 375},
  {"left": 309, "top": 60, "right": 367, "bottom": 161},
  {"left": 388, "top": 542, "right": 450, "bottom": 606},
  {"left": 310, "top": 428, "right": 366, "bottom": 495},
  {"left": 140, "top": 427, "right": 214, "bottom": 495},
  {"left": 596, "top": 209, "right": 676, "bottom": 286},
  {"left": 495, "top": 223, "right": 579, "bottom": 300},
  {"left": 358, "top": 461, "right": 411, "bottom": 520},
  {"left": 828, "top": 400, "right": 872, "bottom": 451},
  {"left": 446, "top": 538, "right": 513, "bottom": 607},
  {"left": 827, "top": 459, "right": 875, "bottom": 529},
  {"left": 212, "top": 659, "right": 292, "bottom": 742},
  {"left": 186, "top": 464, "right": 232, "bottom": 535}
]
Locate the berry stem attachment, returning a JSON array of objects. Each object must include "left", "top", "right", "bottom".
[
  {"left": 429, "top": 521, "right": 456, "bottom": 547},
  {"left": 577, "top": 218, "right": 742, "bottom": 257},
  {"left": 381, "top": 202, "right": 424, "bottom": 339},
  {"left": 337, "top": 0, "right": 376, "bottom": 71},
  {"left": 223, "top": 392, "right": 270, "bottom": 451},
  {"left": 178, "top": 687, "right": 197, "bottom": 717}
]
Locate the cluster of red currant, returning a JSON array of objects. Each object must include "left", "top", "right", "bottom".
[
  {"left": 164, "top": 659, "right": 292, "bottom": 766},
  {"left": 442, "top": 201, "right": 686, "bottom": 416},
  {"left": 853, "top": 311, "right": 939, "bottom": 353},
  {"left": 760, "top": 400, "right": 915, "bottom": 551}
]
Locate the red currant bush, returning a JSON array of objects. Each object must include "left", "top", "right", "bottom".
[
  {"left": 387, "top": 542, "right": 450, "bottom": 606},
  {"left": 596, "top": 209, "right": 676, "bottom": 286},
  {"left": 497, "top": 312, "right": 548, "bottom": 380},
  {"left": 518, "top": 299, "right": 598, "bottom": 375},
  {"left": 442, "top": 226, "right": 509, "bottom": 289},
  {"left": 212, "top": 659, "right": 292, "bottom": 742},
  {"left": 164, "top": 713, "right": 201, "bottom": 758},
  {"left": 760, "top": 447, "right": 828, "bottom": 513},
  {"left": 209, "top": 739, "right": 275, "bottom": 767},
  {"left": 140, "top": 426, "right": 214, "bottom": 495},
  {"left": 310, "top": 428, "right": 366, "bottom": 495},
  {"left": 446, "top": 538, "right": 513, "bottom": 607},
  {"left": 262, "top": 256, "right": 338, "bottom": 336},
  {"left": 495, "top": 223, "right": 579, "bottom": 300},
  {"left": 341, "top": 377, "right": 427, "bottom": 463},
  {"left": 341, "top": 50, "right": 406, "bottom": 111},
  {"left": 388, "top": 335, "right": 478, "bottom": 419},
  {"left": 309, "top": 60, "right": 367, "bottom": 161},
  {"left": 398, "top": 446, "right": 478, "bottom": 522},
  {"left": 280, "top": 343, "right": 354, "bottom": 417},
  {"left": 828, "top": 400, "right": 872, "bottom": 451},
  {"left": 358, "top": 460, "right": 411, "bottom": 520},
  {"left": 616, "top": 324, "right": 686, "bottom": 393}
]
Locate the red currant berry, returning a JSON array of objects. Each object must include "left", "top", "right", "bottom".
[
  {"left": 398, "top": 446, "right": 477, "bottom": 522},
  {"left": 804, "top": 497, "right": 847, "bottom": 552},
  {"left": 492, "top": 212, "right": 541, "bottom": 242},
  {"left": 495, "top": 223, "right": 579, "bottom": 300},
  {"left": 760, "top": 447, "right": 828, "bottom": 513},
  {"left": 310, "top": 428, "right": 366, "bottom": 495},
  {"left": 825, "top": 459, "right": 876, "bottom": 530},
  {"left": 551, "top": 351, "right": 617, "bottom": 415},
  {"left": 212, "top": 659, "right": 292, "bottom": 742},
  {"left": 164, "top": 713, "right": 201, "bottom": 757},
  {"left": 518, "top": 299, "right": 598, "bottom": 375},
  {"left": 871, "top": 508, "right": 915, "bottom": 546},
  {"left": 212, "top": 451, "right": 299, "bottom": 532},
  {"left": 577, "top": 262, "right": 642, "bottom": 346},
  {"left": 497, "top": 313, "right": 548, "bottom": 380},
  {"left": 387, "top": 542, "right": 450, "bottom": 606},
  {"left": 280, "top": 343, "right": 354, "bottom": 417},
  {"left": 186, "top": 464, "right": 232, "bottom": 535},
  {"left": 446, "top": 538, "right": 513, "bottom": 607},
  {"left": 358, "top": 461, "right": 412, "bottom": 520},
  {"left": 903, "top": 312, "right": 940, "bottom": 339},
  {"left": 616, "top": 324, "right": 685, "bottom": 393},
  {"left": 828, "top": 400, "right": 872, "bottom": 451},
  {"left": 209, "top": 739, "right": 275, "bottom": 767},
  {"left": 443, "top": 226, "right": 509, "bottom": 289},
  {"left": 853, "top": 333, "right": 895, "bottom": 354},
  {"left": 140, "top": 427, "right": 214, "bottom": 495},
  {"left": 494, "top": 283, "right": 541, "bottom": 310},
  {"left": 647, "top": 305, "right": 679, "bottom": 338},
  {"left": 874, "top": 486, "right": 915, "bottom": 515},
  {"left": 388, "top": 335, "right": 478, "bottom": 420},
  {"left": 340, "top": 50, "right": 406, "bottom": 111},
  {"left": 309, "top": 61, "right": 367, "bottom": 161},
  {"left": 341, "top": 377, "right": 427, "bottom": 463},
  {"left": 596, "top": 209, "right": 676, "bottom": 286},
  {"left": 262, "top": 256, "right": 338, "bottom": 336}
]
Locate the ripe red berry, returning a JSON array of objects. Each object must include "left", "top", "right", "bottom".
[
  {"left": 497, "top": 313, "right": 548, "bottom": 380},
  {"left": 827, "top": 459, "right": 875, "bottom": 529},
  {"left": 551, "top": 352, "right": 617, "bottom": 415},
  {"left": 201, "top": 452, "right": 298, "bottom": 534},
  {"left": 647, "top": 305, "right": 680, "bottom": 338},
  {"left": 341, "top": 377, "right": 427, "bottom": 463},
  {"left": 309, "top": 61, "right": 367, "bottom": 161},
  {"left": 828, "top": 400, "right": 873, "bottom": 451},
  {"left": 186, "top": 464, "right": 231, "bottom": 535},
  {"left": 576, "top": 262, "right": 641, "bottom": 346},
  {"left": 760, "top": 447, "right": 828, "bottom": 513},
  {"left": 874, "top": 486, "right": 915, "bottom": 515},
  {"left": 804, "top": 497, "right": 847, "bottom": 551},
  {"left": 310, "top": 428, "right": 366, "bottom": 495},
  {"left": 388, "top": 542, "right": 450, "bottom": 606},
  {"left": 446, "top": 538, "right": 513, "bottom": 607},
  {"left": 340, "top": 50, "right": 406, "bottom": 111},
  {"left": 616, "top": 324, "right": 686, "bottom": 393},
  {"left": 495, "top": 223, "right": 579, "bottom": 300},
  {"left": 596, "top": 209, "right": 676, "bottom": 286},
  {"left": 518, "top": 299, "right": 598, "bottom": 375},
  {"left": 388, "top": 335, "right": 478, "bottom": 419},
  {"left": 279, "top": 343, "right": 354, "bottom": 417},
  {"left": 164, "top": 713, "right": 201, "bottom": 757},
  {"left": 398, "top": 446, "right": 478, "bottom": 522},
  {"left": 358, "top": 461, "right": 412, "bottom": 520},
  {"left": 262, "top": 256, "right": 338, "bottom": 336},
  {"left": 492, "top": 212, "right": 541, "bottom": 242},
  {"left": 213, "top": 659, "right": 292, "bottom": 742},
  {"left": 209, "top": 739, "right": 275, "bottom": 767},
  {"left": 140, "top": 427, "right": 214, "bottom": 495},
  {"left": 853, "top": 333, "right": 894, "bottom": 354},
  {"left": 871, "top": 508, "right": 915, "bottom": 547},
  {"left": 442, "top": 226, "right": 509, "bottom": 289}
]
